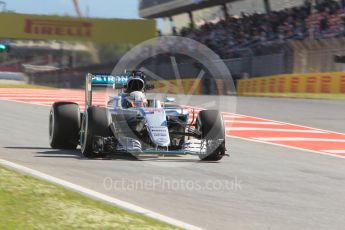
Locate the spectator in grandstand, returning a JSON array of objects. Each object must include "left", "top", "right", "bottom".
[
  {"left": 304, "top": 0, "right": 313, "bottom": 14},
  {"left": 316, "top": 0, "right": 341, "bottom": 15},
  {"left": 319, "top": 14, "right": 329, "bottom": 33}
]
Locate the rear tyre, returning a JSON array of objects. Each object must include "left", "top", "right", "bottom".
[
  {"left": 196, "top": 110, "right": 226, "bottom": 161},
  {"left": 80, "top": 107, "right": 112, "bottom": 158},
  {"left": 49, "top": 102, "right": 80, "bottom": 149}
]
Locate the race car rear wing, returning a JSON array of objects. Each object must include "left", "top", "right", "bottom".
[
  {"left": 90, "top": 73, "right": 130, "bottom": 87},
  {"left": 85, "top": 73, "right": 130, "bottom": 107},
  {"left": 85, "top": 72, "right": 154, "bottom": 108}
]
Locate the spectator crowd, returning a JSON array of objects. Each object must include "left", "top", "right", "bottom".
[{"left": 180, "top": 0, "right": 345, "bottom": 58}]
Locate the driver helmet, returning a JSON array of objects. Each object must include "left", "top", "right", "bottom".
[{"left": 129, "top": 91, "right": 147, "bottom": 107}]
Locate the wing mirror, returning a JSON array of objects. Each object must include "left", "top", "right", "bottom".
[{"left": 146, "top": 84, "right": 155, "bottom": 90}]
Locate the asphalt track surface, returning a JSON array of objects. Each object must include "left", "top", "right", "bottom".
[{"left": 1, "top": 95, "right": 345, "bottom": 230}]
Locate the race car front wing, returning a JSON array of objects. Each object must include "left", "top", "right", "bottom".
[{"left": 92, "top": 135, "right": 224, "bottom": 156}]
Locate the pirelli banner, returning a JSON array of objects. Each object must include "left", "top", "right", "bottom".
[
  {"left": 237, "top": 72, "right": 345, "bottom": 96},
  {"left": 0, "top": 12, "right": 156, "bottom": 44}
]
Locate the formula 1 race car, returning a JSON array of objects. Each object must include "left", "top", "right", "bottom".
[{"left": 49, "top": 71, "right": 226, "bottom": 161}]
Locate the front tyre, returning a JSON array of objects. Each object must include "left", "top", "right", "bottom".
[
  {"left": 80, "top": 107, "right": 112, "bottom": 158},
  {"left": 196, "top": 110, "right": 226, "bottom": 161},
  {"left": 49, "top": 102, "right": 80, "bottom": 149}
]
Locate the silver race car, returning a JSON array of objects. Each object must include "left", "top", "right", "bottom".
[{"left": 49, "top": 71, "right": 226, "bottom": 161}]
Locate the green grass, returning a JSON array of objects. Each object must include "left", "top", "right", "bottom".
[
  {"left": 240, "top": 92, "right": 345, "bottom": 100},
  {"left": 0, "top": 167, "right": 179, "bottom": 230},
  {"left": 0, "top": 84, "right": 54, "bottom": 89}
]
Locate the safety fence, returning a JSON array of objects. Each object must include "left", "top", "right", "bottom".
[
  {"left": 237, "top": 72, "right": 345, "bottom": 96},
  {"left": 289, "top": 38, "right": 345, "bottom": 74}
]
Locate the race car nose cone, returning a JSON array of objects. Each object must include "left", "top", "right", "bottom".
[{"left": 149, "top": 126, "right": 170, "bottom": 147}]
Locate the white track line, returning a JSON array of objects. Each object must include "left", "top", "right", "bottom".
[
  {"left": 232, "top": 112, "right": 345, "bottom": 137},
  {"left": 224, "top": 121, "right": 282, "bottom": 125},
  {"left": 227, "top": 128, "right": 325, "bottom": 133},
  {"left": 0, "top": 100, "right": 105, "bottom": 103},
  {"left": 229, "top": 136, "right": 345, "bottom": 159},
  {"left": 0, "top": 97, "right": 104, "bottom": 99},
  {"left": 10, "top": 100, "right": 106, "bottom": 104},
  {"left": 254, "top": 137, "right": 345, "bottom": 142},
  {"left": 0, "top": 94, "right": 88, "bottom": 96},
  {"left": 0, "top": 159, "right": 203, "bottom": 230},
  {"left": 222, "top": 115, "right": 243, "bottom": 118},
  {"left": 188, "top": 114, "right": 243, "bottom": 120},
  {"left": 322, "top": 150, "right": 345, "bottom": 154}
]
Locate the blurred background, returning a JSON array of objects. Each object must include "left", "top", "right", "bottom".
[{"left": 1, "top": 0, "right": 345, "bottom": 95}]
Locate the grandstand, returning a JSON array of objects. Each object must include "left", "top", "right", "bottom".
[
  {"left": 140, "top": 0, "right": 345, "bottom": 50},
  {"left": 139, "top": 0, "right": 345, "bottom": 77}
]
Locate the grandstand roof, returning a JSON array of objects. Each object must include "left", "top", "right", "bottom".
[{"left": 139, "top": 0, "right": 240, "bottom": 18}]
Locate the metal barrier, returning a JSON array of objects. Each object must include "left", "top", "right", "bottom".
[
  {"left": 251, "top": 53, "right": 287, "bottom": 76},
  {"left": 223, "top": 50, "right": 291, "bottom": 77}
]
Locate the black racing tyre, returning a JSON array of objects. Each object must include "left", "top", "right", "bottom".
[
  {"left": 196, "top": 110, "right": 226, "bottom": 161},
  {"left": 80, "top": 106, "right": 112, "bottom": 158},
  {"left": 49, "top": 102, "right": 80, "bottom": 149}
]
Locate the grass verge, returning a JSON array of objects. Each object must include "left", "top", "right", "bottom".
[{"left": 0, "top": 166, "right": 178, "bottom": 230}]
